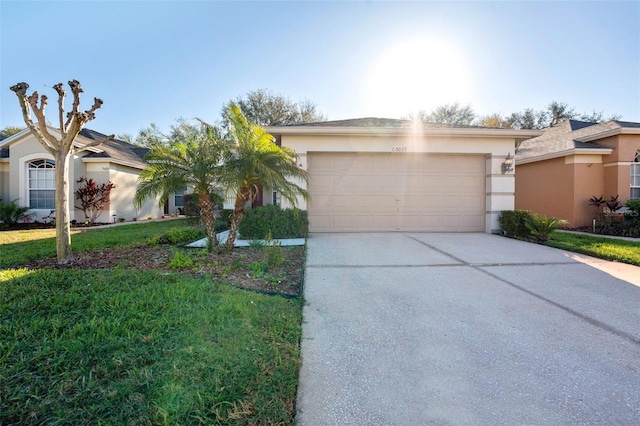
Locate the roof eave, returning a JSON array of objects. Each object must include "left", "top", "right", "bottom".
[
  {"left": 575, "top": 127, "right": 640, "bottom": 143},
  {"left": 266, "top": 126, "right": 544, "bottom": 139},
  {"left": 516, "top": 147, "right": 613, "bottom": 165},
  {"left": 81, "top": 156, "right": 146, "bottom": 170}
]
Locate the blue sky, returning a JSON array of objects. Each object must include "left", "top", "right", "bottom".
[{"left": 1, "top": 1, "right": 639, "bottom": 136}]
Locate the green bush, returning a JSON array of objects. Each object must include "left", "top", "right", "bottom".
[
  {"left": 596, "top": 217, "right": 640, "bottom": 238},
  {"left": 182, "top": 192, "right": 224, "bottom": 218},
  {"left": 626, "top": 199, "right": 640, "bottom": 216},
  {"left": 498, "top": 210, "right": 533, "bottom": 238},
  {"left": 524, "top": 214, "right": 567, "bottom": 243},
  {"left": 239, "top": 205, "right": 308, "bottom": 239},
  {"left": 149, "top": 226, "right": 206, "bottom": 245},
  {"left": 0, "top": 199, "right": 32, "bottom": 227},
  {"left": 169, "top": 251, "right": 194, "bottom": 269}
]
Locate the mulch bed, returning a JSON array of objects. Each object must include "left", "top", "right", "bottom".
[{"left": 25, "top": 244, "right": 305, "bottom": 297}]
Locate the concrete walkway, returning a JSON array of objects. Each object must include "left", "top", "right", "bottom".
[{"left": 297, "top": 233, "right": 640, "bottom": 425}]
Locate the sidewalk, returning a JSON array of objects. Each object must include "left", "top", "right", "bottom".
[{"left": 557, "top": 229, "right": 639, "bottom": 242}]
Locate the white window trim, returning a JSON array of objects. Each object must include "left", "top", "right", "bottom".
[
  {"left": 19, "top": 153, "right": 55, "bottom": 211},
  {"left": 631, "top": 151, "right": 640, "bottom": 200}
]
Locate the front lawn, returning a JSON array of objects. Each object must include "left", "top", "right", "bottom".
[
  {"left": 0, "top": 221, "right": 304, "bottom": 425},
  {"left": 547, "top": 232, "right": 640, "bottom": 266}
]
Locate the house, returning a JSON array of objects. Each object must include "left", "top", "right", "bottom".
[
  {"left": 0, "top": 128, "right": 183, "bottom": 223},
  {"left": 515, "top": 120, "right": 640, "bottom": 228},
  {"left": 266, "top": 118, "right": 541, "bottom": 233}
]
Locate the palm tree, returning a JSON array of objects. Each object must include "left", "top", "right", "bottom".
[
  {"left": 222, "top": 103, "right": 310, "bottom": 250},
  {"left": 134, "top": 124, "right": 226, "bottom": 250}
]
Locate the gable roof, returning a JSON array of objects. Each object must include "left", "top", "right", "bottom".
[
  {"left": 267, "top": 117, "right": 543, "bottom": 138},
  {"left": 0, "top": 127, "right": 149, "bottom": 170},
  {"left": 515, "top": 119, "right": 640, "bottom": 163},
  {"left": 79, "top": 129, "right": 149, "bottom": 169}
]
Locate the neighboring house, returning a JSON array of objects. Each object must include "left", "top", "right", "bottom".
[
  {"left": 515, "top": 120, "right": 640, "bottom": 228},
  {"left": 0, "top": 127, "right": 183, "bottom": 223},
  {"left": 266, "top": 118, "right": 541, "bottom": 233}
]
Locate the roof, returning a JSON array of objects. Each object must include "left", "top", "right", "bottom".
[
  {"left": 289, "top": 117, "right": 493, "bottom": 129},
  {"left": 267, "top": 117, "right": 543, "bottom": 138},
  {"left": 515, "top": 119, "right": 640, "bottom": 163},
  {"left": 79, "top": 128, "right": 149, "bottom": 169},
  {"left": 0, "top": 127, "right": 149, "bottom": 169}
]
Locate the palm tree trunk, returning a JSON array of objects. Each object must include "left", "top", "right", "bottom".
[
  {"left": 198, "top": 189, "right": 217, "bottom": 250},
  {"left": 226, "top": 193, "right": 248, "bottom": 250}
]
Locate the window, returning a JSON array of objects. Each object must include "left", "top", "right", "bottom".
[
  {"left": 28, "top": 159, "right": 55, "bottom": 209},
  {"left": 174, "top": 187, "right": 186, "bottom": 207},
  {"left": 632, "top": 151, "right": 640, "bottom": 200}
]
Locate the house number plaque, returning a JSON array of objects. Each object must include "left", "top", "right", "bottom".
[{"left": 391, "top": 146, "right": 408, "bottom": 152}]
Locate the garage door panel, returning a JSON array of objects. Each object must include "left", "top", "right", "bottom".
[{"left": 308, "top": 153, "right": 485, "bottom": 232}]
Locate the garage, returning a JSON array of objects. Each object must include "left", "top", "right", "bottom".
[
  {"left": 307, "top": 152, "right": 485, "bottom": 232},
  {"left": 266, "top": 118, "right": 541, "bottom": 234}
]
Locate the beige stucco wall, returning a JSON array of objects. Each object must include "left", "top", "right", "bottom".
[
  {"left": 3, "top": 133, "right": 163, "bottom": 223},
  {"left": 281, "top": 133, "right": 517, "bottom": 233},
  {"left": 0, "top": 161, "right": 8, "bottom": 202}
]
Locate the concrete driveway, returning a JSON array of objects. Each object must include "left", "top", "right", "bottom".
[{"left": 296, "top": 233, "right": 640, "bottom": 425}]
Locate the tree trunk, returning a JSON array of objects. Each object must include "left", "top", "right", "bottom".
[
  {"left": 55, "top": 151, "right": 73, "bottom": 264},
  {"left": 198, "top": 189, "right": 217, "bottom": 251},
  {"left": 226, "top": 193, "right": 248, "bottom": 250}
]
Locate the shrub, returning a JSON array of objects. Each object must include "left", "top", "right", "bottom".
[
  {"left": 169, "top": 251, "right": 194, "bottom": 269},
  {"left": 149, "top": 226, "right": 207, "bottom": 245},
  {"left": 263, "top": 232, "right": 284, "bottom": 269},
  {"left": 183, "top": 192, "right": 224, "bottom": 218},
  {"left": 498, "top": 210, "right": 533, "bottom": 239},
  {"left": 596, "top": 217, "right": 640, "bottom": 238},
  {"left": 524, "top": 214, "right": 567, "bottom": 243},
  {"left": 626, "top": 199, "right": 640, "bottom": 216},
  {"left": 0, "top": 199, "right": 32, "bottom": 227},
  {"left": 74, "top": 177, "right": 116, "bottom": 224},
  {"left": 239, "top": 205, "right": 308, "bottom": 239}
]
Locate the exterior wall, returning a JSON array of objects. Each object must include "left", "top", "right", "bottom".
[
  {"left": 599, "top": 134, "right": 640, "bottom": 203},
  {"left": 569, "top": 156, "right": 604, "bottom": 227},
  {"left": 516, "top": 156, "right": 604, "bottom": 227},
  {"left": 281, "top": 133, "right": 517, "bottom": 233},
  {"left": 3, "top": 133, "right": 163, "bottom": 223},
  {"left": 0, "top": 160, "right": 8, "bottom": 202},
  {"left": 92, "top": 162, "right": 163, "bottom": 221},
  {"left": 516, "top": 157, "right": 575, "bottom": 225}
]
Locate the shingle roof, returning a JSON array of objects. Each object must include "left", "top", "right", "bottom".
[
  {"left": 516, "top": 120, "right": 626, "bottom": 161},
  {"left": 79, "top": 128, "right": 149, "bottom": 169},
  {"left": 289, "top": 117, "right": 487, "bottom": 129}
]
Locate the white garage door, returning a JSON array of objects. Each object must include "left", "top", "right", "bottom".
[{"left": 308, "top": 153, "right": 485, "bottom": 232}]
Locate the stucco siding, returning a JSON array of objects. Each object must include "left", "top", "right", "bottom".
[
  {"left": 282, "top": 133, "right": 516, "bottom": 233},
  {"left": 573, "top": 162, "right": 604, "bottom": 227},
  {"left": 516, "top": 157, "right": 580, "bottom": 226},
  {"left": 105, "top": 164, "right": 162, "bottom": 220}
]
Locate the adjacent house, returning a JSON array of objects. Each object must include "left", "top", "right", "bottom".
[
  {"left": 0, "top": 128, "right": 183, "bottom": 223},
  {"left": 515, "top": 120, "right": 640, "bottom": 228},
  {"left": 267, "top": 118, "right": 541, "bottom": 233}
]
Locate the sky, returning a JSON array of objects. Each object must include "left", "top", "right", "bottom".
[{"left": 1, "top": 0, "right": 639, "bottom": 137}]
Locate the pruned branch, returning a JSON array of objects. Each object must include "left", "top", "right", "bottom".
[
  {"left": 71, "top": 134, "right": 115, "bottom": 155},
  {"left": 53, "top": 83, "right": 66, "bottom": 136},
  {"left": 9, "top": 83, "right": 57, "bottom": 155},
  {"left": 65, "top": 79, "right": 84, "bottom": 129}
]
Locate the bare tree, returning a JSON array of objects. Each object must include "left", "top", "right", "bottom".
[{"left": 10, "top": 80, "right": 113, "bottom": 263}]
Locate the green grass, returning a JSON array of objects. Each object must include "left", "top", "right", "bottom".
[
  {"left": 547, "top": 232, "right": 640, "bottom": 266},
  {"left": 0, "top": 219, "right": 201, "bottom": 268},
  {"left": 0, "top": 269, "right": 301, "bottom": 425},
  {"left": 0, "top": 222, "right": 303, "bottom": 425}
]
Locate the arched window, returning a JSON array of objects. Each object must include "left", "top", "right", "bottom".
[
  {"left": 28, "top": 159, "right": 55, "bottom": 209},
  {"left": 632, "top": 151, "right": 640, "bottom": 200}
]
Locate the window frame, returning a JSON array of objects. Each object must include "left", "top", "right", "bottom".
[
  {"left": 631, "top": 151, "right": 640, "bottom": 200},
  {"left": 27, "top": 159, "right": 56, "bottom": 210}
]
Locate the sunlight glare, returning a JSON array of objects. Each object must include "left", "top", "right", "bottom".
[{"left": 365, "top": 38, "right": 470, "bottom": 118}]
